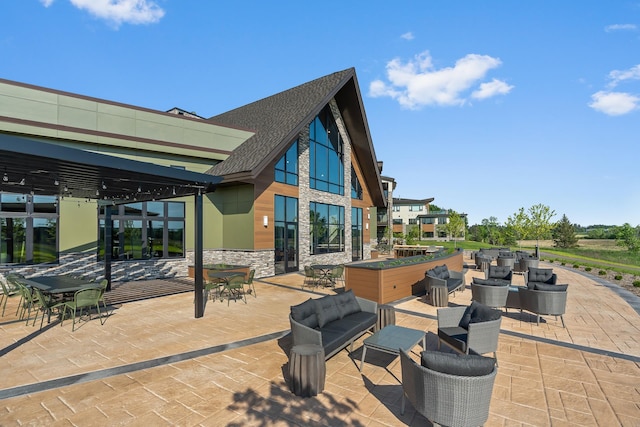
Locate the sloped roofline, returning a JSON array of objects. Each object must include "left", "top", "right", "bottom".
[{"left": 206, "top": 68, "right": 386, "bottom": 207}]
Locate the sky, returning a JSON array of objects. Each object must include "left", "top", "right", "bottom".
[{"left": 1, "top": 0, "right": 639, "bottom": 227}]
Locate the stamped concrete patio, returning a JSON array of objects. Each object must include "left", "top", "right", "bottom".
[{"left": 1, "top": 254, "right": 639, "bottom": 426}]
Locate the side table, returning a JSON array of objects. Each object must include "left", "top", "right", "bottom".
[
  {"left": 431, "top": 286, "right": 448, "bottom": 307},
  {"left": 289, "top": 344, "right": 325, "bottom": 397},
  {"left": 376, "top": 304, "right": 396, "bottom": 331}
]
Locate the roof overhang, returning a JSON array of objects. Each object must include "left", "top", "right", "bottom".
[{"left": 0, "top": 134, "right": 222, "bottom": 203}]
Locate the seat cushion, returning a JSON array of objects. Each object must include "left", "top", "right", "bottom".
[
  {"left": 445, "top": 278, "right": 462, "bottom": 293},
  {"left": 320, "top": 311, "right": 377, "bottom": 356},
  {"left": 314, "top": 295, "right": 341, "bottom": 327},
  {"left": 290, "top": 298, "right": 318, "bottom": 328},
  {"left": 533, "top": 283, "right": 568, "bottom": 292},
  {"left": 438, "top": 326, "right": 468, "bottom": 353},
  {"left": 421, "top": 351, "right": 496, "bottom": 376}
]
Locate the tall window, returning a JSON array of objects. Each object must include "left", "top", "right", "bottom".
[
  {"left": 309, "top": 106, "right": 344, "bottom": 195},
  {"left": 310, "top": 202, "right": 344, "bottom": 254},
  {"left": 274, "top": 195, "right": 298, "bottom": 274},
  {"left": 275, "top": 140, "right": 298, "bottom": 185},
  {"left": 98, "top": 201, "right": 185, "bottom": 260},
  {"left": 0, "top": 193, "right": 58, "bottom": 264},
  {"left": 351, "top": 207, "right": 362, "bottom": 261},
  {"left": 351, "top": 166, "right": 362, "bottom": 199}
]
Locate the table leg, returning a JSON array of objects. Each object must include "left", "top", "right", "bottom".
[{"left": 359, "top": 345, "right": 367, "bottom": 371}]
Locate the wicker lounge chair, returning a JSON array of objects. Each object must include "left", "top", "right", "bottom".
[{"left": 399, "top": 349, "right": 497, "bottom": 426}]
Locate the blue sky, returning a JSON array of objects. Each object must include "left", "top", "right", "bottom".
[{"left": 1, "top": 0, "right": 639, "bottom": 227}]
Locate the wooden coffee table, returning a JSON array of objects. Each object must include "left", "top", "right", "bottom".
[{"left": 360, "top": 324, "right": 426, "bottom": 371}]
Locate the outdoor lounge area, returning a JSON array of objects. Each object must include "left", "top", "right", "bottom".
[{"left": 0, "top": 252, "right": 639, "bottom": 425}]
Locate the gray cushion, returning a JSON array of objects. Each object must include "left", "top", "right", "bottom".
[
  {"left": 314, "top": 295, "right": 341, "bottom": 327},
  {"left": 421, "top": 351, "right": 496, "bottom": 376},
  {"left": 473, "top": 278, "right": 508, "bottom": 286},
  {"left": 459, "top": 301, "right": 501, "bottom": 329},
  {"left": 290, "top": 298, "right": 318, "bottom": 328},
  {"left": 470, "top": 302, "right": 502, "bottom": 324},
  {"left": 433, "top": 265, "right": 450, "bottom": 280},
  {"left": 528, "top": 268, "right": 554, "bottom": 283},
  {"left": 488, "top": 266, "right": 512, "bottom": 279},
  {"left": 334, "top": 289, "right": 361, "bottom": 318},
  {"left": 533, "top": 283, "right": 568, "bottom": 292}
]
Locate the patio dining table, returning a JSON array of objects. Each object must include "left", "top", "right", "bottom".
[
  {"left": 206, "top": 271, "right": 246, "bottom": 301},
  {"left": 22, "top": 275, "right": 98, "bottom": 296},
  {"left": 310, "top": 264, "right": 337, "bottom": 287}
]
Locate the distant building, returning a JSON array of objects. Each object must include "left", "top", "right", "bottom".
[{"left": 392, "top": 197, "right": 467, "bottom": 241}]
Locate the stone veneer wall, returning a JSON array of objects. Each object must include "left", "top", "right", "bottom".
[
  {"left": 0, "top": 252, "right": 186, "bottom": 282},
  {"left": 186, "top": 249, "right": 274, "bottom": 278}
]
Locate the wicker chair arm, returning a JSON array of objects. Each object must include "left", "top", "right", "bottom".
[
  {"left": 448, "top": 269, "right": 465, "bottom": 286},
  {"left": 466, "top": 317, "right": 502, "bottom": 355},
  {"left": 289, "top": 315, "right": 322, "bottom": 347},
  {"left": 355, "top": 296, "right": 377, "bottom": 314}
]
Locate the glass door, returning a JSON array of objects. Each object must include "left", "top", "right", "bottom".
[{"left": 274, "top": 195, "right": 298, "bottom": 274}]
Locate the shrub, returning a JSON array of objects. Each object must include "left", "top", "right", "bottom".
[
  {"left": 598, "top": 270, "right": 607, "bottom": 276},
  {"left": 585, "top": 267, "right": 592, "bottom": 272},
  {"left": 614, "top": 275, "right": 622, "bottom": 280},
  {"left": 548, "top": 260, "right": 553, "bottom": 263},
  {"left": 573, "top": 264, "right": 579, "bottom": 268},
  {"left": 633, "top": 280, "right": 640, "bottom": 287},
  {"left": 561, "top": 262, "right": 566, "bottom": 266}
]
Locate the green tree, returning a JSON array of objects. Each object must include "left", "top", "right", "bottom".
[
  {"left": 553, "top": 214, "right": 579, "bottom": 248},
  {"left": 505, "top": 207, "right": 529, "bottom": 248},
  {"left": 442, "top": 210, "right": 466, "bottom": 248},
  {"left": 526, "top": 204, "right": 556, "bottom": 256},
  {"left": 614, "top": 223, "right": 640, "bottom": 253},
  {"left": 480, "top": 216, "right": 500, "bottom": 245}
]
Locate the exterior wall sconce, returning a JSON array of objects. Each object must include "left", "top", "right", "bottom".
[
  {"left": 263, "top": 215, "right": 268, "bottom": 227},
  {"left": 365, "top": 223, "right": 369, "bottom": 230}
]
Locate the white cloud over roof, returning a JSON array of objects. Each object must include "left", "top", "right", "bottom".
[
  {"left": 369, "top": 51, "right": 512, "bottom": 109},
  {"left": 401, "top": 32, "right": 414, "bottom": 40},
  {"left": 41, "top": 0, "right": 165, "bottom": 27},
  {"left": 589, "top": 91, "right": 639, "bottom": 116},
  {"left": 605, "top": 24, "right": 638, "bottom": 32},
  {"left": 607, "top": 64, "right": 640, "bottom": 88}
]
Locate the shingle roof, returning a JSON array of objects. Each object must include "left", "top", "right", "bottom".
[{"left": 205, "top": 68, "right": 385, "bottom": 206}]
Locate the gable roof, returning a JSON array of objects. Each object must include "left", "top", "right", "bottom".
[
  {"left": 206, "top": 68, "right": 385, "bottom": 206},
  {"left": 394, "top": 197, "right": 435, "bottom": 205}
]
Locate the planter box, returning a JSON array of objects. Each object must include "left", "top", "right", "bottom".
[
  {"left": 188, "top": 264, "right": 250, "bottom": 280},
  {"left": 345, "top": 249, "right": 464, "bottom": 304}
]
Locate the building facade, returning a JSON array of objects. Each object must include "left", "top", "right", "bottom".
[{"left": 0, "top": 69, "right": 385, "bottom": 281}]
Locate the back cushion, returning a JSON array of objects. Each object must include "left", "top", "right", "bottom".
[
  {"left": 433, "top": 265, "right": 450, "bottom": 279},
  {"left": 459, "top": 301, "right": 478, "bottom": 329},
  {"left": 470, "top": 302, "right": 502, "bottom": 324},
  {"left": 489, "top": 266, "right": 511, "bottom": 279},
  {"left": 421, "top": 351, "right": 496, "bottom": 376},
  {"left": 334, "top": 289, "right": 361, "bottom": 318},
  {"left": 534, "top": 283, "right": 568, "bottom": 292},
  {"left": 528, "top": 268, "right": 553, "bottom": 283},
  {"left": 290, "top": 298, "right": 318, "bottom": 328},
  {"left": 473, "top": 278, "right": 507, "bottom": 286},
  {"left": 314, "top": 295, "right": 342, "bottom": 327}
]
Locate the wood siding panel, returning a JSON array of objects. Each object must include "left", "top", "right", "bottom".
[
  {"left": 253, "top": 166, "right": 300, "bottom": 250},
  {"left": 345, "top": 251, "right": 464, "bottom": 304}
]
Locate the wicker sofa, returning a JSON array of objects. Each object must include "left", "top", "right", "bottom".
[{"left": 289, "top": 290, "right": 377, "bottom": 360}]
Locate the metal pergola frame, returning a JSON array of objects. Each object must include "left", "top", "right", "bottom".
[{"left": 0, "top": 134, "right": 222, "bottom": 318}]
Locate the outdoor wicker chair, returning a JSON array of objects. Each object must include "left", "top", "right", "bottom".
[
  {"left": 437, "top": 302, "right": 502, "bottom": 359},
  {"left": 519, "top": 285, "right": 568, "bottom": 327},
  {"left": 399, "top": 349, "right": 497, "bottom": 426},
  {"left": 471, "top": 280, "right": 510, "bottom": 310}
]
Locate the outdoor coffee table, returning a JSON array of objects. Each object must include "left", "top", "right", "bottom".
[{"left": 359, "top": 324, "right": 426, "bottom": 371}]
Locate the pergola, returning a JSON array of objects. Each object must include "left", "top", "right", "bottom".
[{"left": 0, "top": 134, "right": 222, "bottom": 318}]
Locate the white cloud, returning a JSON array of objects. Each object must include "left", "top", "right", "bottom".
[
  {"left": 607, "top": 64, "right": 640, "bottom": 88},
  {"left": 40, "top": 0, "right": 165, "bottom": 26},
  {"left": 589, "top": 91, "right": 639, "bottom": 115},
  {"left": 605, "top": 24, "right": 638, "bottom": 32},
  {"left": 471, "top": 78, "right": 514, "bottom": 99},
  {"left": 368, "top": 51, "right": 510, "bottom": 109},
  {"left": 401, "top": 32, "right": 414, "bottom": 41}
]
